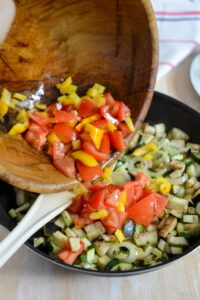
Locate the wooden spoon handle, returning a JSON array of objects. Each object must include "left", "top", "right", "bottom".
[{"left": 0, "top": 191, "right": 74, "bottom": 268}]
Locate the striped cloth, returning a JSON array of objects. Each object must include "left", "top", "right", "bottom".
[{"left": 151, "top": 0, "right": 200, "bottom": 79}]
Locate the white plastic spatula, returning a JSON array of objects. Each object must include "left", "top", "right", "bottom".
[{"left": 0, "top": 191, "right": 74, "bottom": 268}]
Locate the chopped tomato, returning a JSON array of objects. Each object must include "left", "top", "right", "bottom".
[
  {"left": 128, "top": 193, "right": 168, "bottom": 226},
  {"left": 111, "top": 101, "right": 120, "bottom": 117},
  {"left": 99, "top": 132, "right": 110, "bottom": 155},
  {"left": 104, "top": 93, "right": 115, "bottom": 106},
  {"left": 74, "top": 215, "right": 94, "bottom": 228},
  {"left": 58, "top": 241, "right": 84, "bottom": 265},
  {"left": 62, "top": 104, "right": 75, "bottom": 112},
  {"left": 79, "top": 131, "right": 92, "bottom": 143},
  {"left": 84, "top": 188, "right": 107, "bottom": 212},
  {"left": 68, "top": 195, "right": 84, "bottom": 214},
  {"left": 46, "top": 103, "right": 62, "bottom": 117},
  {"left": 53, "top": 123, "right": 77, "bottom": 143},
  {"left": 135, "top": 172, "right": 150, "bottom": 188},
  {"left": 82, "top": 141, "right": 107, "bottom": 161},
  {"left": 55, "top": 110, "right": 76, "bottom": 123},
  {"left": 29, "top": 111, "right": 49, "bottom": 126},
  {"left": 52, "top": 141, "right": 65, "bottom": 160},
  {"left": 78, "top": 98, "right": 99, "bottom": 117},
  {"left": 91, "top": 119, "right": 109, "bottom": 130},
  {"left": 101, "top": 208, "right": 120, "bottom": 232},
  {"left": 118, "top": 122, "right": 131, "bottom": 138},
  {"left": 109, "top": 131, "right": 125, "bottom": 152},
  {"left": 76, "top": 161, "right": 103, "bottom": 182},
  {"left": 117, "top": 102, "right": 131, "bottom": 121},
  {"left": 142, "top": 189, "right": 153, "bottom": 198},
  {"left": 88, "top": 182, "right": 108, "bottom": 192},
  {"left": 124, "top": 181, "right": 143, "bottom": 208},
  {"left": 29, "top": 121, "right": 49, "bottom": 135},
  {"left": 24, "top": 129, "right": 47, "bottom": 150},
  {"left": 100, "top": 105, "right": 119, "bottom": 125},
  {"left": 104, "top": 189, "right": 121, "bottom": 208},
  {"left": 53, "top": 157, "right": 76, "bottom": 178}
]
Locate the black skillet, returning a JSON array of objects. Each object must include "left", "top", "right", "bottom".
[{"left": 0, "top": 92, "right": 200, "bottom": 276}]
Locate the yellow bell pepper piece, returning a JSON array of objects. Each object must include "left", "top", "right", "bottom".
[
  {"left": 57, "top": 93, "right": 80, "bottom": 108},
  {"left": 76, "top": 114, "right": 101, "bottom": 132},
  {"left": 103, "top": 167, "right": 112, "bottom": 183},
  {"left": 125, "top": 117, "right": 135, "bottom": 132},
  {"left": 132, "top": 143, "right": 158, "bottom": 157},
  {"left": 47, "top": 133, "right": 60, "bottom": 144},
  {"left": 9, "top": 109, "right": 29, "bottom": 135},
  {"left": 0, "top": 102, "right": 8, "bottom": 120},
  {"left": 56, "top": 77, "right": 72, "bottom": 94},
  {"left": 13, "top": 93, "right": 27, "bottom": 101},
  {"left": 0, "top": 88, "right": 11, "bottom": 106},
  {"left": 117, "top": 191, "right": 127, "bottom": 212},
  {"left": 93, "top": 96, "right": 106, "bottom": 107},
  {"left": 148, "top": 176, "right": 171, "bottom": 195},
  {"left": 85, "top": 123, "right": 104, "bottom": 149},
  {"left": 71, "top": 150, "right": 99, "bottom": 166},
  {"left": 115, "top": 229, "right": 125, "bottom": 243},
  {"left": 89, "top": 209, "right": 108, "bottom": 220},
  {"left": 72, "top": 140, "right": 81, "bottom": 150},
  {"left": 73, "top": 183, "right": 88, "bottom": 195},
  {"left": 87, "top": 83, "right": 105, "bottom": 97},
  {"left": 107, "top": 122, "right": 117, "bottom": 131},
  {"left": 143, "top": 153, "right": 153, "bottom": 160},
  {"left": 34, "top": 101, "right": 47, "bottom": 110}
]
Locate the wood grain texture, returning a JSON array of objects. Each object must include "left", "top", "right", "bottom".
[{"left": 0, "top": 0, "right": 158, "bottom": 192}]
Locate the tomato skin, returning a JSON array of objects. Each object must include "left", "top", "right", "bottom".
[
  {"left": 55, "top": 110, "right": 76, "bottom": 123},
  {"left": 79, "top": 131, "right": 92, "bottom": 143},
  {"left": 53, "top": 157, "right": 76, "bottom": 178},
  {"left": 153, "top": 193, "right": 168, "bottom": 217},
  {"left": 74, "top": 215, "right": 94, "bottom": 228},
  {"left": 68, "top": 195, "right": 84, "bottom": 214},
  {"left": 104, "top": 93, "right": 115, "bottom": 106},
  {"left": 111, "top": 101, "right": 120, "bottom": 117},
  {"left": 86, "top": 188, "right": 107, "bottom": 211},
  {"left": 24, "top": 122, "right": 48, "bottom": 150},
  {"left": 52, "top": 141, "right": 65, "bottom": 160},
  {"left": 118, "top": 122, "right": 131, "bottom": 138},
  {"left": 58, "top": 241, "right": 84, "bottom": 265},
  {"left": 53, "top": 123, "right": 77, "bottom": 143},
  {"left": 100, "top": 105, "right": 119, "bottom": 125},
  {"left": 46, "top": 103, "right": 62, "bottom": 117},
  {"left": 99, "top": 132, "right": 110, "bottom": 155},
  {"left": 78, "top": 98, "right": 99, "bottom": 117},
  {"left": 29, "top": 111, "right": 49, "bottom": 126},
  {"left": 29, "top": 121, "right": 49, "bottom": 135},
  {"left": 82, "top": 141, "right": 107, "bottom": 161},
  {"left": 117, "top": 102, "right": 131, "bottom": 121},
  {"left": 76, "top": 161, "right": 103, "bottom": 182},
  {"left": 135, "top": 172, "right": 150, "bottom": 188},
  {"left": 101, "top": 208, "right": 120, "bottom": 231},
  {"left": 104, "top": 189, "right": 122, "bottom": 208},
  {"left": 109, "top": 131, "right": 125, "bottom": 152},
  {"left": 124, "top": 181, "right": 143, "bottom": 208}
]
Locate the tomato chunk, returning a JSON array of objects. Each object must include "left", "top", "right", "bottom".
[
  {"left": 104, "top": 189, "right": 121, "bottom": 208},
  {"left": 86, "top": 188, "right": 107, "bottom": 211},
  {"left": 118, "top": 122, "right": 131, "bottom": 138},
  {"left": 53, "top": 157, "right": 76, "bottom": 178},
  {"left": 53, "top": 123, "right": 77, "bottom": 143},
  {"left": 58, "top": 241, "right": 84, "bottom": 265},
  {"left": 46, "top": 103, "right": 62, "bottom": 117},
  {"left": 55, "top": 110, "right": 76, "bottom": 123},
  {"left": 76, "top": 161, "right": 103, "bottom": 182},
  {"left": 88, "top": 182, "right": 108, "bottom": 192},
  {"left": 24, "top": 127, "right": 48, "bottom": 150},
  {"left": 135, "top": 172, "right": 150, "bottom": 188},
  {"left": 111, "top": 101, "right": 120, "bottom": 117},
  {"left": 117, "top": 102, "right": 131, "bottom": 121},
  {"left": 91, "top": 119, "right": 109, "bottom": 130},
  {"left": 52, "top": 141, "right": 66, "bottom": 160},
  {"left": 29, "top": 111, "right": 49, "bottom": 126},
  {"left": 104, "top": 93, "right": 115, "bottom": 106},
  {"left": 82, "top": 141, "right": 107, "bottom": 161},
  {"left": 109, "top": 131, "right": 125, "bottom": 152},
  {"left": 99, "top": 132, "right": 110, "bottom": 155},
  {"left": 74, "top": 215, "right": 94, "bottom": 228},
  {"left": 68, "top": 195, "right": 84, "bottom": 214},
  {"left": 124, "top": 181, "right": 143, "bottom": 208},
  {"left": 78, "top": 98, "right": 99, "bottom": 117},
  {"left": 100, "top": 105, "right": 119, "bottom": 125}
]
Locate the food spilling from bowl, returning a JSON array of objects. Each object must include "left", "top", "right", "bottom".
[
  {"left": 0, "top": 77, "right": 135, "bottom": 184},
  {"left": 9, "top": 121, "right": 200, "bottom": 271}
]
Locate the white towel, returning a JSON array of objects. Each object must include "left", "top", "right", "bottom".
[{"left": 151, "top": 0, "right": 200, "bottom": 79}]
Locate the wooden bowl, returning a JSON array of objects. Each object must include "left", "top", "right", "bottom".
[{"left": 0, "top": 0, "right": 158, "bottom": 193}]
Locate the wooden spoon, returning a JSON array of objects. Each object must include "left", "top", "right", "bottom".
[{"left": 0, "top": 0, "right": 158, "bottom": 193}]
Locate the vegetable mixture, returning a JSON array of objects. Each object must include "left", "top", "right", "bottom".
[
  {"left": 10, "top": 122, "right": 200, "bottom": 271},
  {"left": 0, "top": 78, "right": 135, "bottom": 182}
]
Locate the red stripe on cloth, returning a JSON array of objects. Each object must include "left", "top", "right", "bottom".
[
  {"left": 160, "top": 39, "right": 200, "bottom": 46},
  {"left": 155, "top": 11, "right": 200, "bottom": 16},
  {"left": 159, "top": 62, "right": 174, "bottom": 68}
]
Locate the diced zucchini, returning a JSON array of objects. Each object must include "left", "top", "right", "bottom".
[
  {"left": 118, "top": 263, "right": 133, "bottom": 271},
  {"left": 87, "top": 246, "right": 95, "bottom": 263},
  {"left": 84, "top": 222, "right": 106, "bottom": 241},
  {"left": 187, "top": 206, "right": 196, "bottom": 215},
  {"left": 80, "top": 237, "right": 92, "bottom": 250},
  {"left": 72, "top": 227, "right": 86, "bottom": 238},
  {"left": 185, "top": 177, "right": 196, "bottom": 189},
  {"left": 137, "top": 247, "right": 145, "bottom": 260},
  {"left": 196, "top": 202, "right": 200, "bottom": 216},
  {"left": 152, "top": 248, "right": 162, "bottom": 258},
  {"left": 167, "top": 236, "right": 189, "bottom": 247},
  {"left": 111, "top": 170, "right": 131, "bottom": 186},
  {"left": 171, "top": 154, "right": 184, "bottom": 161},
  {"left": 52, "top": 231, "right": 68, "bottom": 248},
  {"left": 97, "top": 255, "right": 112, "bottom": 268},
  {"left": 144, "top": 254, "right": 155, "bottom": 265},
  {"left": 107, "top": 242, "right": 138, "bottom": 263},
  {"left": 134, "top": 231, "right": 158, "bottom": 247},
  {"left": 159, "top": 216, "right": 177, "bottom": 238},
  {"left": 171, "top": 139, "right": 185, "bottom": 148},
  {"left": 170, "top": 247, "right": 183, "bottom": 255},
  {"left": 182, "top": 215, "right": 199, "bottom": 224},
  {"left": 176, "top": 222, "right": 184, "bottom": 233},
  {"left": 54, "top": 216, "right": 66, "bottom": 229},
  {"left": 69, "top": 237, "right": 81, "bottom": 252},
  {"left": 155, "top": 123, "right": 165, "bottom": 136},
  {"left": 15, "top": 202, "right": 30, "bottom": 213},
  {"left": 143, "top": 245, "right": 153, "bottom": 257},
  {"left": 94, "top": 241, "right": 110, "bottom": 256},
  {"left": 144, "top": 124, "right": 155, "bottom": 135},
  {"left": 190, "top": 151, "right": 200, "bottom": 163},
  {"left": 105, "top": 258, "right": 120, "bottom": 271},
  {"left": 184, "top": 224, "right": 200, "bottom": 236},
  {"left": 33, "top": 237, "right": 45, "bottom": 248},
  {"left": 135, "top": 224, "right": 145, "bottom": 234},
  {"left": 8, "top": 208, "right": 17, "bottom": 218},
  {"left": 65, "top": 227, "right": 76, "bottom": 238},
  {"left": 169, "top": 209, "right": 183, "bottom": 219},
  {"left": 61, "top": 211, "right": 73, "bottom": 227},
  {"left": 169, "top": 128, "right": 189, "bottom": 141},
  {"left": 179, "top": 232, "right": 192, "bottom": 239},
  {"left": 167, "top": 230, "right": 177, "bottom": 238},
  {"left": 186, "top": 164, "right": 196, "bottom": 177},
  {"left": 158, "top": 239, "right": 167, "bottom": 252},
  {"left": 167, "top": 194, "right": 188, "bottom": 214},
  {"left": 47, "top": 239, "right": 62, "bottom": 254},
  {"left": 141, "top": 133, "right": 154, "bottom": 144}
]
